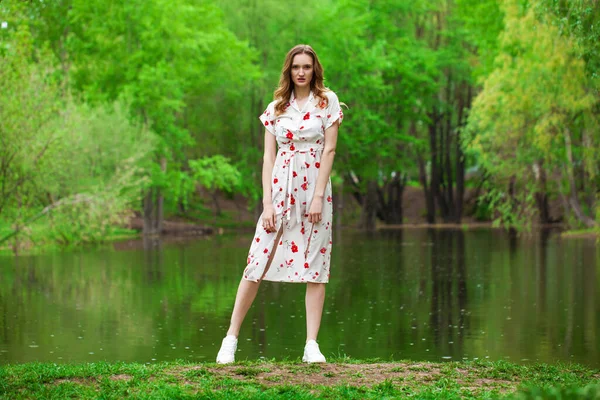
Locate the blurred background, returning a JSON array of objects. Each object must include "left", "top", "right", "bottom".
[
  {"left": 0, "top": 0, "right": 599, "bottom": 250},
  {"left": 0, "top": 0, "right": 599, "bottom": 367}
]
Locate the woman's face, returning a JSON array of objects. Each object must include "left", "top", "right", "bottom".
[{"left": 290, "top": 53, "right": 313, "bottom": 90}]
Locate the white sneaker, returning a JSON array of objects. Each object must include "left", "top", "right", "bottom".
[
  {"left": 216, "top": 335, "right": 238, "bottom": 364},
  {"left": 302, "top": 340, "right": 326, "bottom": 363}
]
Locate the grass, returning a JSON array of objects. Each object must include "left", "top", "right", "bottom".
[
  {"left": 561, "top": 228, "right": 599, "bottom": 239},
  {"left": 1, "top": 358, "right": 598, "bottom": 399}
]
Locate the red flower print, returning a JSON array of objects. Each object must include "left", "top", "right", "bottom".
[
  {"left": 286, "top": 259, "right": 294, "bottom": 266},
  {"left": 264, "top": 120, "right": 269, "bottom": 126},
  {"left": 247, "top": 257, "right": 251, "bottom": 264},
  {"left": 293, "top": 171, "right": 298, "bottom": 178},
  {"left": 315, "top": 162, "right": 320, "bottom": 168},
  {"left": 255, "top": 238, "right": 260, "bottom": 242},
  {"left": 304, "top": 176, "right": 307, "bottom": 181},
  {"left": 315, "top": 272, "right": 319, "bottom": 276},
  {"left": 301, "top": 227, "right": 305, "bottom": 234},
  {"left": 290, "top": 144, "right": 295, "bottom": 151},
  {"left": 327, "top": 195, "right": 332, "bottom": 202},
  {"left": 320, "top": 247, "right": 326, "bottom": 254},
  {"left": 327, "top": 114, "right": 331, "bottom": 119},
  {"left": 273, "top": 178, "right": 278, "bottom": 184},
  {"left": 303, "top": 112, "right": 310, "bottom": 120},
  {"left": 264, "top": 248, "right": 268, "bottom": 253},
  {"left": 286, "top": 130, "right": 293, "bottom": 139},
  {"left": 279, "top": 187, "right": 283, "bottom": 191},
  {"left": 305, "top": 162, "right": 310, "bottom": 168},
  {"left": 314, "top": 230, "right": 318, "bottom": 233},
  {"left": 281, "top": 201, "right": 284, "bottom": 207},
  {"left": 301, "top": 182, "right": 308, "bottom": 191},
  {"left": 300, "top": 126, "right": 304, "bottom": 130},
  {"left": 285, "top": 102, "right": 291, "bottom": 108},
  {"left": 290, "top": 195, "right": 296, "bottom": 205},
  {"left": 280, "top": 241, "right": 283, "bottom": 245},
  {"left": 304, "top": 262, "right": 309, "bottom": 269},
  {"left": 291, "top": 242, "right": 299, "bottom": 253}
]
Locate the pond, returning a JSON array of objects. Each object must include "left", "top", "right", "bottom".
[{"left": 0, "top": 228, "right": 598, "bottom": 367}]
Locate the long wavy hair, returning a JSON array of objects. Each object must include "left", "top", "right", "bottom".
[{"left": 273, "top": 44, "right": 329, "bottom": 116}]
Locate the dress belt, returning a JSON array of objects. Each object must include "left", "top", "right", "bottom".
[{"left": 278, "top": 143, "right": 324, "bottom": 224}]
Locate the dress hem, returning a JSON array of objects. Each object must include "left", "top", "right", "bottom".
[{"left": 242, "top": 276, "right": 329, "bottom": 284}]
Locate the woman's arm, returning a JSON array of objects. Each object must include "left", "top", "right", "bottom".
[
  {"left": 308, "top": 120, "right": 340, "bottom": 223},
  {"left": 261, "top": 129, "right": 278, "bottom": 231}
]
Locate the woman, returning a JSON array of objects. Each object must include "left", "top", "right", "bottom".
[{"left": 216, "top": 44, "right": 343, "bottom": 364}]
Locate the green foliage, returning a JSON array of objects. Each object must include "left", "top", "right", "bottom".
[
  {"left": 0, "top": 28, "right": 157, "bottom": 251},
  {"left": 189, "top": 155, "right": 242, "bottom": 194},
  {"left": 2, "top": 0, "right": 600, "bottom": 244},
  {"left": 465, "top": 0, "right": 599, "bottom": 229}
]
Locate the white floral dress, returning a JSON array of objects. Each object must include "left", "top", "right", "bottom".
[{"left": 243, "top": 90, "right": 343, "bottom": 283}]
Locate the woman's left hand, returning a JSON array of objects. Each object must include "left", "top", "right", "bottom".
[{"left": 308, "top": 196, "right": 323, "bottom": 223}]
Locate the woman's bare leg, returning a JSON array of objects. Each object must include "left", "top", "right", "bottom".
[
  {"left": 305, "top": 282, "right": 326, "bottom": 341},
  {"left": 226, "top": 228, "right": 284, "bottom": 337},
  {"left": 226, "top": 279, "right": 261, "bottom": 337}
]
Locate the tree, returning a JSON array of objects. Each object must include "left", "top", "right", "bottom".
[{"left": 465, "top": 0, "right": 599, "bottom": 229}]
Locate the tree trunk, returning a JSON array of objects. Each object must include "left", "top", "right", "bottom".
[
  {"left": 383, "top": 174, "right": 405, "bottom": 224},
  {"left": 443, "top": 71, "right": 456, "bottom": 222},
  {"left": 564, "top": 128, "right": 597, "bottom": 227},
  {"left": 418, "top": 152, "right": 435, "bottom": 223},
  {"left": 154, "top": 157, "right": 167, "bottom": 234},
  {"left": 508, "top": 175, "right": 517, "bottom": 222},
  {"left": 533, "top": 161, "right": 551, "bottom": 224},
  {"left": 212, "top": 190, "right": 222, "bottom": 216},
  {"left": 360, "top": 180, "right": 378, "bottom": 231},
  {"left": 143, "top": 189, "right": 155, "bottom": 235},
  {"left": 430, "top": 116, "right": 449, "bottom": 220},
  {"left": 454, "top": 84, "right": 470, "bottom": 222}
]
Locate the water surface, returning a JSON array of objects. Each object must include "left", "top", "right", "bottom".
[{"left": 0, "top": 228, "right": 598, "bottom": 367}]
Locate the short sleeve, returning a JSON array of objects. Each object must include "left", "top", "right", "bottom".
[
  {"left": 259, "top": 101, "right": 276, "bottom": 135},
  {"left": 325, "top": 91, "right": 343, "bottom": 130}
]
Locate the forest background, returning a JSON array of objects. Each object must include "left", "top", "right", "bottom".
[{"left": 0, "top": 0, "right": 599, "bottom": 254}]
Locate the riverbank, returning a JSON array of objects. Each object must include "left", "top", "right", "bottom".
[{"left": 1, "top": 359, "right": 598, "bottom": 399}]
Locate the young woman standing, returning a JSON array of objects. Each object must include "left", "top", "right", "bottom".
[{"left": 216, "top": 44, "right": 343, "bottom": 364}]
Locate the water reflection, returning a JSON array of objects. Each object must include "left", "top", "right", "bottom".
[{"left": 0, "top": 228, "right": 598, "bottom": 367}]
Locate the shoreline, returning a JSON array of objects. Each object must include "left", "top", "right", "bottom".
[{"left": 1, "top": 221, "right": 596, "bottom": 256}]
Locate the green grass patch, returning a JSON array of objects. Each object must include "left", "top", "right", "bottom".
[
  {"left": 561, "top": 228, "right": 599, "bottom": 239},
  {"left": 0, "top": 359, "right": 598, "bottom": 399}
]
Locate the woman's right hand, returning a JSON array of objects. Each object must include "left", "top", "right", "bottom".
[{"left": 262, "top": 203, "right": 277, "bottom": 233}]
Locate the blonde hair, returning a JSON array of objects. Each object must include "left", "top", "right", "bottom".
[{"left": 273, "top": 44, "right": 329, "bottom": 116}]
